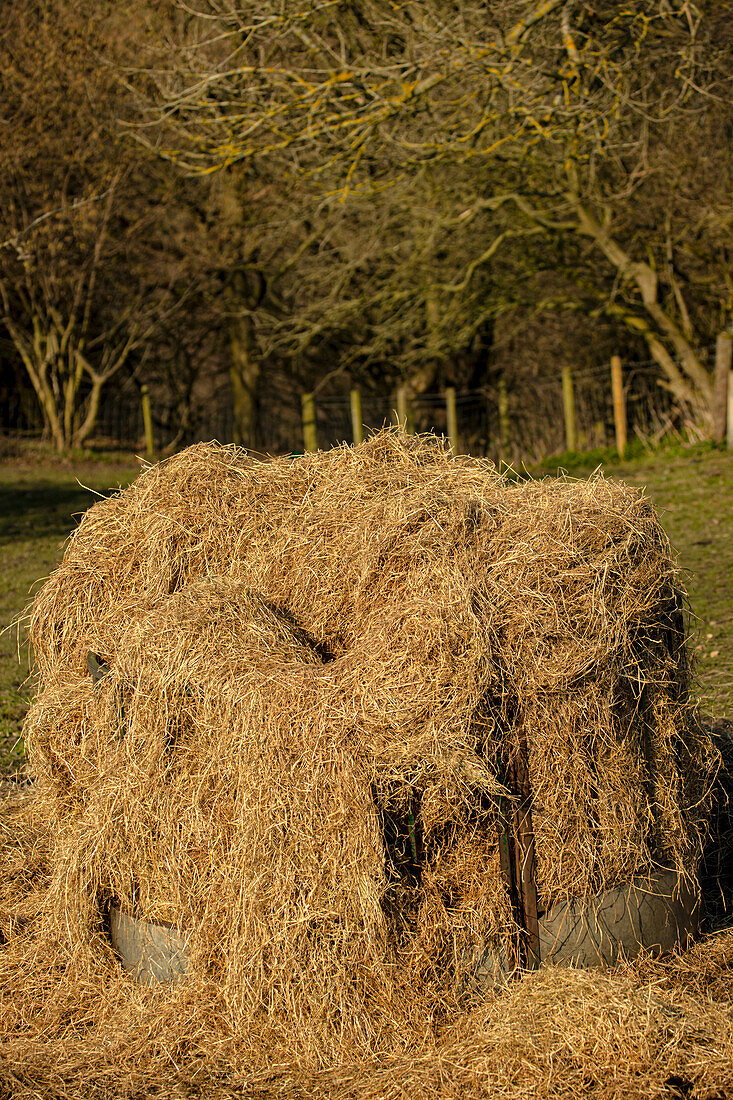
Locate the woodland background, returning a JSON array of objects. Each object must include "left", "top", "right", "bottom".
[{"left": 1, "top": 1, "right": 732, "bottom": 460}]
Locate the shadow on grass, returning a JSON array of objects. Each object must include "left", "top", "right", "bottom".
[{"left": 0, "top": 483, "right": 118, "bottom": 543}]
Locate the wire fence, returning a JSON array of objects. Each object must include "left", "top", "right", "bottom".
[
  {"left": 310, "top": 358, "right": 705, "bottom": 465},
  {"left": 0, "top": 353, "right": 714, "bottom": 463}
]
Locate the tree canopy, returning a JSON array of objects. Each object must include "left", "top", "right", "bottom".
[
  {"left": 2, "top": 1, "right": 732, "bottom": 449},
  {"left": 145, "top": 1, "right": 733, "bottom": 411}
]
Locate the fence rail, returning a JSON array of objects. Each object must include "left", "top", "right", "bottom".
[
  {"left": 300, "top": 358, "right": 715, "bottom": 465},
  {"left": 3, "top": 346, "right": 732, "bottom": 464}
]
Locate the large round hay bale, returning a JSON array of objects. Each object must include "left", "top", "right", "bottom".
[{"left": 18, "top": 432, "right": 718, "bottom": 1029}]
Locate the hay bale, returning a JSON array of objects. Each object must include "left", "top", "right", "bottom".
[
  {"left": 26, "top": 436, "right": 716, "bottom": 959},
  {"left": 0, "top": 787, "right": 49, "bottom": 942},
  {"left": 1, "top": 430, "right": 722, "bottom": 1086}
]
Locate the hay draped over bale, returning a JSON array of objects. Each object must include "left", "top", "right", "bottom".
[{"left": 0, "top": 430, "right": 725, "bottom": 1096}]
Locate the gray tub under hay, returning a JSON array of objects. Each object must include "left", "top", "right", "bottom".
[
  {"left": 109, "top": 905, "right": 189, "bottom": 986},
  {"left": 469, "top": 868, "right": 699, "bottom": 989},
  {"left": 109, "top": 868, "right": 698, "bottom": 989}
]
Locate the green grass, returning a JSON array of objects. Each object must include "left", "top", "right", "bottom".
[
  {"left": 0, "top": 455, "right": 139, "bottom": 773},
  {"left": 1, "top": 442, "right": 732, "bottom": 774}
]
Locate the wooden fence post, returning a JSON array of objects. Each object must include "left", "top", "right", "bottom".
[
  {"left": 498, "top": 378, "right": 510, "bottom": 458},
  {"left": 561, "top": 366, "right": 576, "bottom": 452},
  {"left": 395, "top": 385, "right": 413, "bottom": 433},
  {"left": 301, "top": 392, "right": 318, "bottom": 452},
  {"left": 350, "top": 387, "right": 363, "bottom": 445},
  {"left": 141, "top": 385, "right": 154, "bottom": 458},
  {"left": 445, "top": 386, "right": 458, "bottom": 453},
  {"left": 714, "top": 331, "right": 733, "bottom": 444},
  {"left": 611, "top": 356, "right": 626, "bottom": 459}
]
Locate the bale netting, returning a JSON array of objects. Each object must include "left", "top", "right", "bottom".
[{"left": 0, "top": 429, "right": 725, "bottom": 1095}]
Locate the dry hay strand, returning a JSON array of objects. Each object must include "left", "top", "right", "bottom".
[
  {"left": 0, "top": 786, "right": 50, "bottom": 942},
  {"left": 1, "top": 876, "right": 731, "bottom": 1100},
  {"left": 701, "top": 719, "right": 733, "bottom": 921},
  {"left": 0, "top": 429, "right": 725, "bottom": 1095}
]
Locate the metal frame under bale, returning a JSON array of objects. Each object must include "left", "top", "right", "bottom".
[
  {"left": 108, "top": 868, "right": 699, "bottom": 990},
  {"left": 469, "top": 868, "right": 699, "bottom": 991}
]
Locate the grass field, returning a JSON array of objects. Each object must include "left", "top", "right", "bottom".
[
  {"left": 0, "top": 453, "right": 140, "bottom": 773},
  {"left": 1, "top": 441, "right": 732, "bottom": 774}
]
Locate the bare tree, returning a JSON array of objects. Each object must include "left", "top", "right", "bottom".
[
  {"left": 0, "top": 171, "right": 173, "bottom": 449},
  {"left": 142, "top": 1, "right": 733, "bottom": 416},
  {"left": 0, "top": 0, "right": 200, "bottom": 450}
]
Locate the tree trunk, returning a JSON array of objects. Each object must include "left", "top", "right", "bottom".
[
  {"left": 24, "top": 357, "right": 66, "bottom": 451},
  {"left": 572, "top": 199, "right": 714, "bottom": 417},
  {"left": 42, "top": 383, "right": 66, "bottom": 452},
  {"left": 5, "top": 320, "right": 66, "bottom": 450},
  {"left": 74, "top": 373, "right": 104, "bottom": 448},
  {"left": 63, "top": 345, "right": 85, "bottom": 446},
  {"left": 713, "top": 332, "right": 733, "bottom": 444},
  {"left": 229, "top": 308, "right": 260, "bottom": 448}
]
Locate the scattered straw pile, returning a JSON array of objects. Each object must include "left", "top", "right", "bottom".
[{"left": 1, "top": 430, "right": 730, "bottom": 1099}]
